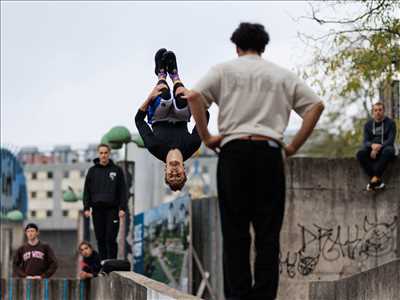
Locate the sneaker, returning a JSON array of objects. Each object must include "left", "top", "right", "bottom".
[
  {"left": 374, "top": 181, "right": 385, "bottom": 190},
  {"left": 162, "top": 51, "right": 178, "bottom": 74},
  {"left": 366, "top": 183, "right": 374, "bottom": 192},
  {"left": 154, "top": 48, "right": 167, "bottom": 75}
]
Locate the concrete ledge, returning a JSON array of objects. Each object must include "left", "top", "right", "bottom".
[
  {"left": 309, "top": 259, "right": 400, "bottom": 300},
  {"left": 1, "top": 272, "right": 202, "bottom": 300},
  {"left": 91, "top": 271, "right": 203, "bottom": 300}
]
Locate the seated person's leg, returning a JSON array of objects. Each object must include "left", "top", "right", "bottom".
[
  {"left": 356, "top": 147, "right": 374, "bottom": 178},
  {"left": 375, "top": 146, "right": 396, "bottom": 177}
]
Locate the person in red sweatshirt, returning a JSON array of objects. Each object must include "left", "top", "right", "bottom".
[{"left": 13, "top": 223, "right": 58, "bottom": 278}]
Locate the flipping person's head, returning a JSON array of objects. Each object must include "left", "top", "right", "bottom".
[
  {"left": 97, "top": 143, "right": 111, "bottom": 165},
  {"left": 372, "top": 102, "right": 385, "bottom": 122},
  {"left": 78, "top": 241, "right": 94, "bottom": 258},
  {"left": 25, "top": 223, "right": 39, "bottom": 242},
  {"left": 165, "top": 160, "right": 187, "bottom": 191},
  {"left": 230, "top": 22, "right": 270, "bottom": 56}
]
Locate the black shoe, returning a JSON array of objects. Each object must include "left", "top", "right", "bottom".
[
  {"left": 154, "top": 48, "right": 167, "bottom": 75},
  {"left": 162, "top": 51, "right": 178, "bottom": 74}
]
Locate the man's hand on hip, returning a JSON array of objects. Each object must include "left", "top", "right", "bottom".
[
  {"left": 204, "top": 135, "right": 223, "bottom": 153},
  {"left": 285, "top": 144, "right": 297, "bottom": 157},
  {"left": 83, "top": 210, "right": 91, "bottom": 218}
]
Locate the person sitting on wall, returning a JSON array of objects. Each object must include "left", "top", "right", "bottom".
[
  {"left": 78, "top": 241, "right": 101, "bottom": 279},
  {"left": 356, "top": 101, "right": 397, "bottom": 191},
  {"left": 13, "top": 223, "right": 58, "bottom": 278},
  {"left": 135, "top": 48, "right": 209, "bottom": 191}
]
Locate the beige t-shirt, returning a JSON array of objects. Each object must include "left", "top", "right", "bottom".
[{"left": 192, "top": 54, "right": 323, "bottom": 147}]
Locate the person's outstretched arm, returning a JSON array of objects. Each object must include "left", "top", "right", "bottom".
[
  {"left": 190, "top": 110, "right": 210, "bottom": 138},
  {"left": 186, "top": 91, "right": 222, "bottom": 150},
  {"left": 285, "top": 102, "right": 325, "bottom": 156},
  {"left": 83, "top": 168, "right": 92, "bottom": 214},
  {"left": 117, "top": 167, "right": 128, "bottom": 213},
  {"left": 135, "top": 84, "right": 166, "bottom": 147}
]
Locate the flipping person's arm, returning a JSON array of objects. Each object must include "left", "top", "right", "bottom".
[{"left": 135, "top": 84, "right": 167, "bottom": 145}]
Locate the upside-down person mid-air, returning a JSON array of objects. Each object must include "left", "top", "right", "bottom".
[{"left": 135, "top": 48, "right": 209, "bottom": 191}]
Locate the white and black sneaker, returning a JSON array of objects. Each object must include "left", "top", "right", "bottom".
[
  {"left": 366, "top": 183, "right": 374, "bottom": 192},
  {"left": 374, "top": 181, "right": 385, "bottom": 190}
]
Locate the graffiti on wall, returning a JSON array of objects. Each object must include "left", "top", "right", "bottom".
[{"left": 280, "top": 216, "right": 398, "bottom": 278}]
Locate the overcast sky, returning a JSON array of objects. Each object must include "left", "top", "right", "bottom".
[{"left": 2, "top": 1, "right": 337, "bottom": 150}]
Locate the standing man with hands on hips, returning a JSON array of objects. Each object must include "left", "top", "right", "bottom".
[
  {"left": 184, "top": 22, "right": 324, "bottom": 300},
  {"left": 83, "top": 143, "right": 127, "bottom": 261}
]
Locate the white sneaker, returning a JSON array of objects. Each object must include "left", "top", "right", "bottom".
[
  {"left": 366, "top": 183, "right": 374, "bottom": 191},
  {"left": 374, "top": 182, "right": 385, "bottom": 190}
]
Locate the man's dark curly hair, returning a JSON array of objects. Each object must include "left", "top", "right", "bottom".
[{"left": 230, "top": 22, "right": 270, "bottom": 54}]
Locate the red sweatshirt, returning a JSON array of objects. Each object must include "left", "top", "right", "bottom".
[{"left": 13, "top": 241, "right": 58, "bottom": 278}]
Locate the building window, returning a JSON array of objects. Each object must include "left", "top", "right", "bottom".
[
  {"left": 31, "top": 173, "right": 37, "bottom": 180},
  {"left": 47, "top": 172, "right": 53, "bottom": 179},
  {"left": 30, "top": 210, "right": 37, "bottom": 218},
  {"left": 31, "top": 191, "right": 37, "bottom": 198},
  {"left": 46, "top": 210, "right": 53, "bottom": 217},
  {"left": 62, "top": 210, "right": 69, "bottom": 217},
  {"left": 47, "top": 191, "right": 53, "bottom": 198},
  {"left": 63, "top": 171, "right": 69, "bottom": 178}
]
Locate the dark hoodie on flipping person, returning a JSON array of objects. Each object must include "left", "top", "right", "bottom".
[
  {"left": 83, "top": 158, "right": 127, "bottom": 211},
  {"left": 362, "top": 116, "right": 397, "bottom": 149}
]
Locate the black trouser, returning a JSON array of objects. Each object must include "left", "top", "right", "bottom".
[
  {"left": 217, "top": 140, "right": 285, "bottom": 300},
  {"left": 356, "top": 145, "right": 395, "bottom": 178},
  {"left": 92, "top": 207, "right": 120, "bottom": 260}
]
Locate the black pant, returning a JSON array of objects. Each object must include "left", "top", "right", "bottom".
[
  {"left": 92, "top": 208, "right": 120, "bottom": 260},
  {"left": 356, "top": 145, "right": 395, "bottom": 178},
  {"left": 217, "top": 140, "right": 285, "bottom": 300}
]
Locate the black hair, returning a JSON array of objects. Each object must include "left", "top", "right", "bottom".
[
  {"left": 25, "top": 223, "right": 39, "bottom": 231},
  {"left": 230, "top": 22, "right": 270, "bottom": 54}
]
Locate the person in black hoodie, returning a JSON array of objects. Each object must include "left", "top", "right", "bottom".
[
  {"left": 356, "top": 102, "right": 397, "bottom": 191},
  {"left": 135, "top": 48, "right": 209, "bottom": 191},
  {"left": 78, "top": 241, "right": 101, "bottom": 279},
  {"left": 83, "top": 143, "right": 127, "bottom": 260}
]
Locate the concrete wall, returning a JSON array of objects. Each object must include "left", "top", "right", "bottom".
[
  {"left": 281, "top": 158, "right": 399, "bottom": 281},
  {"left": 191, "top": 158, "right": 400, "bottom": 299},
  {"left": 308, "top": 259, "right": 400, "bottom": 300}
]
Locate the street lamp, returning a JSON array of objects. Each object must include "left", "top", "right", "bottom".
[{"left": 4, "top": 210, "right": 24, "bottom": 222}]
